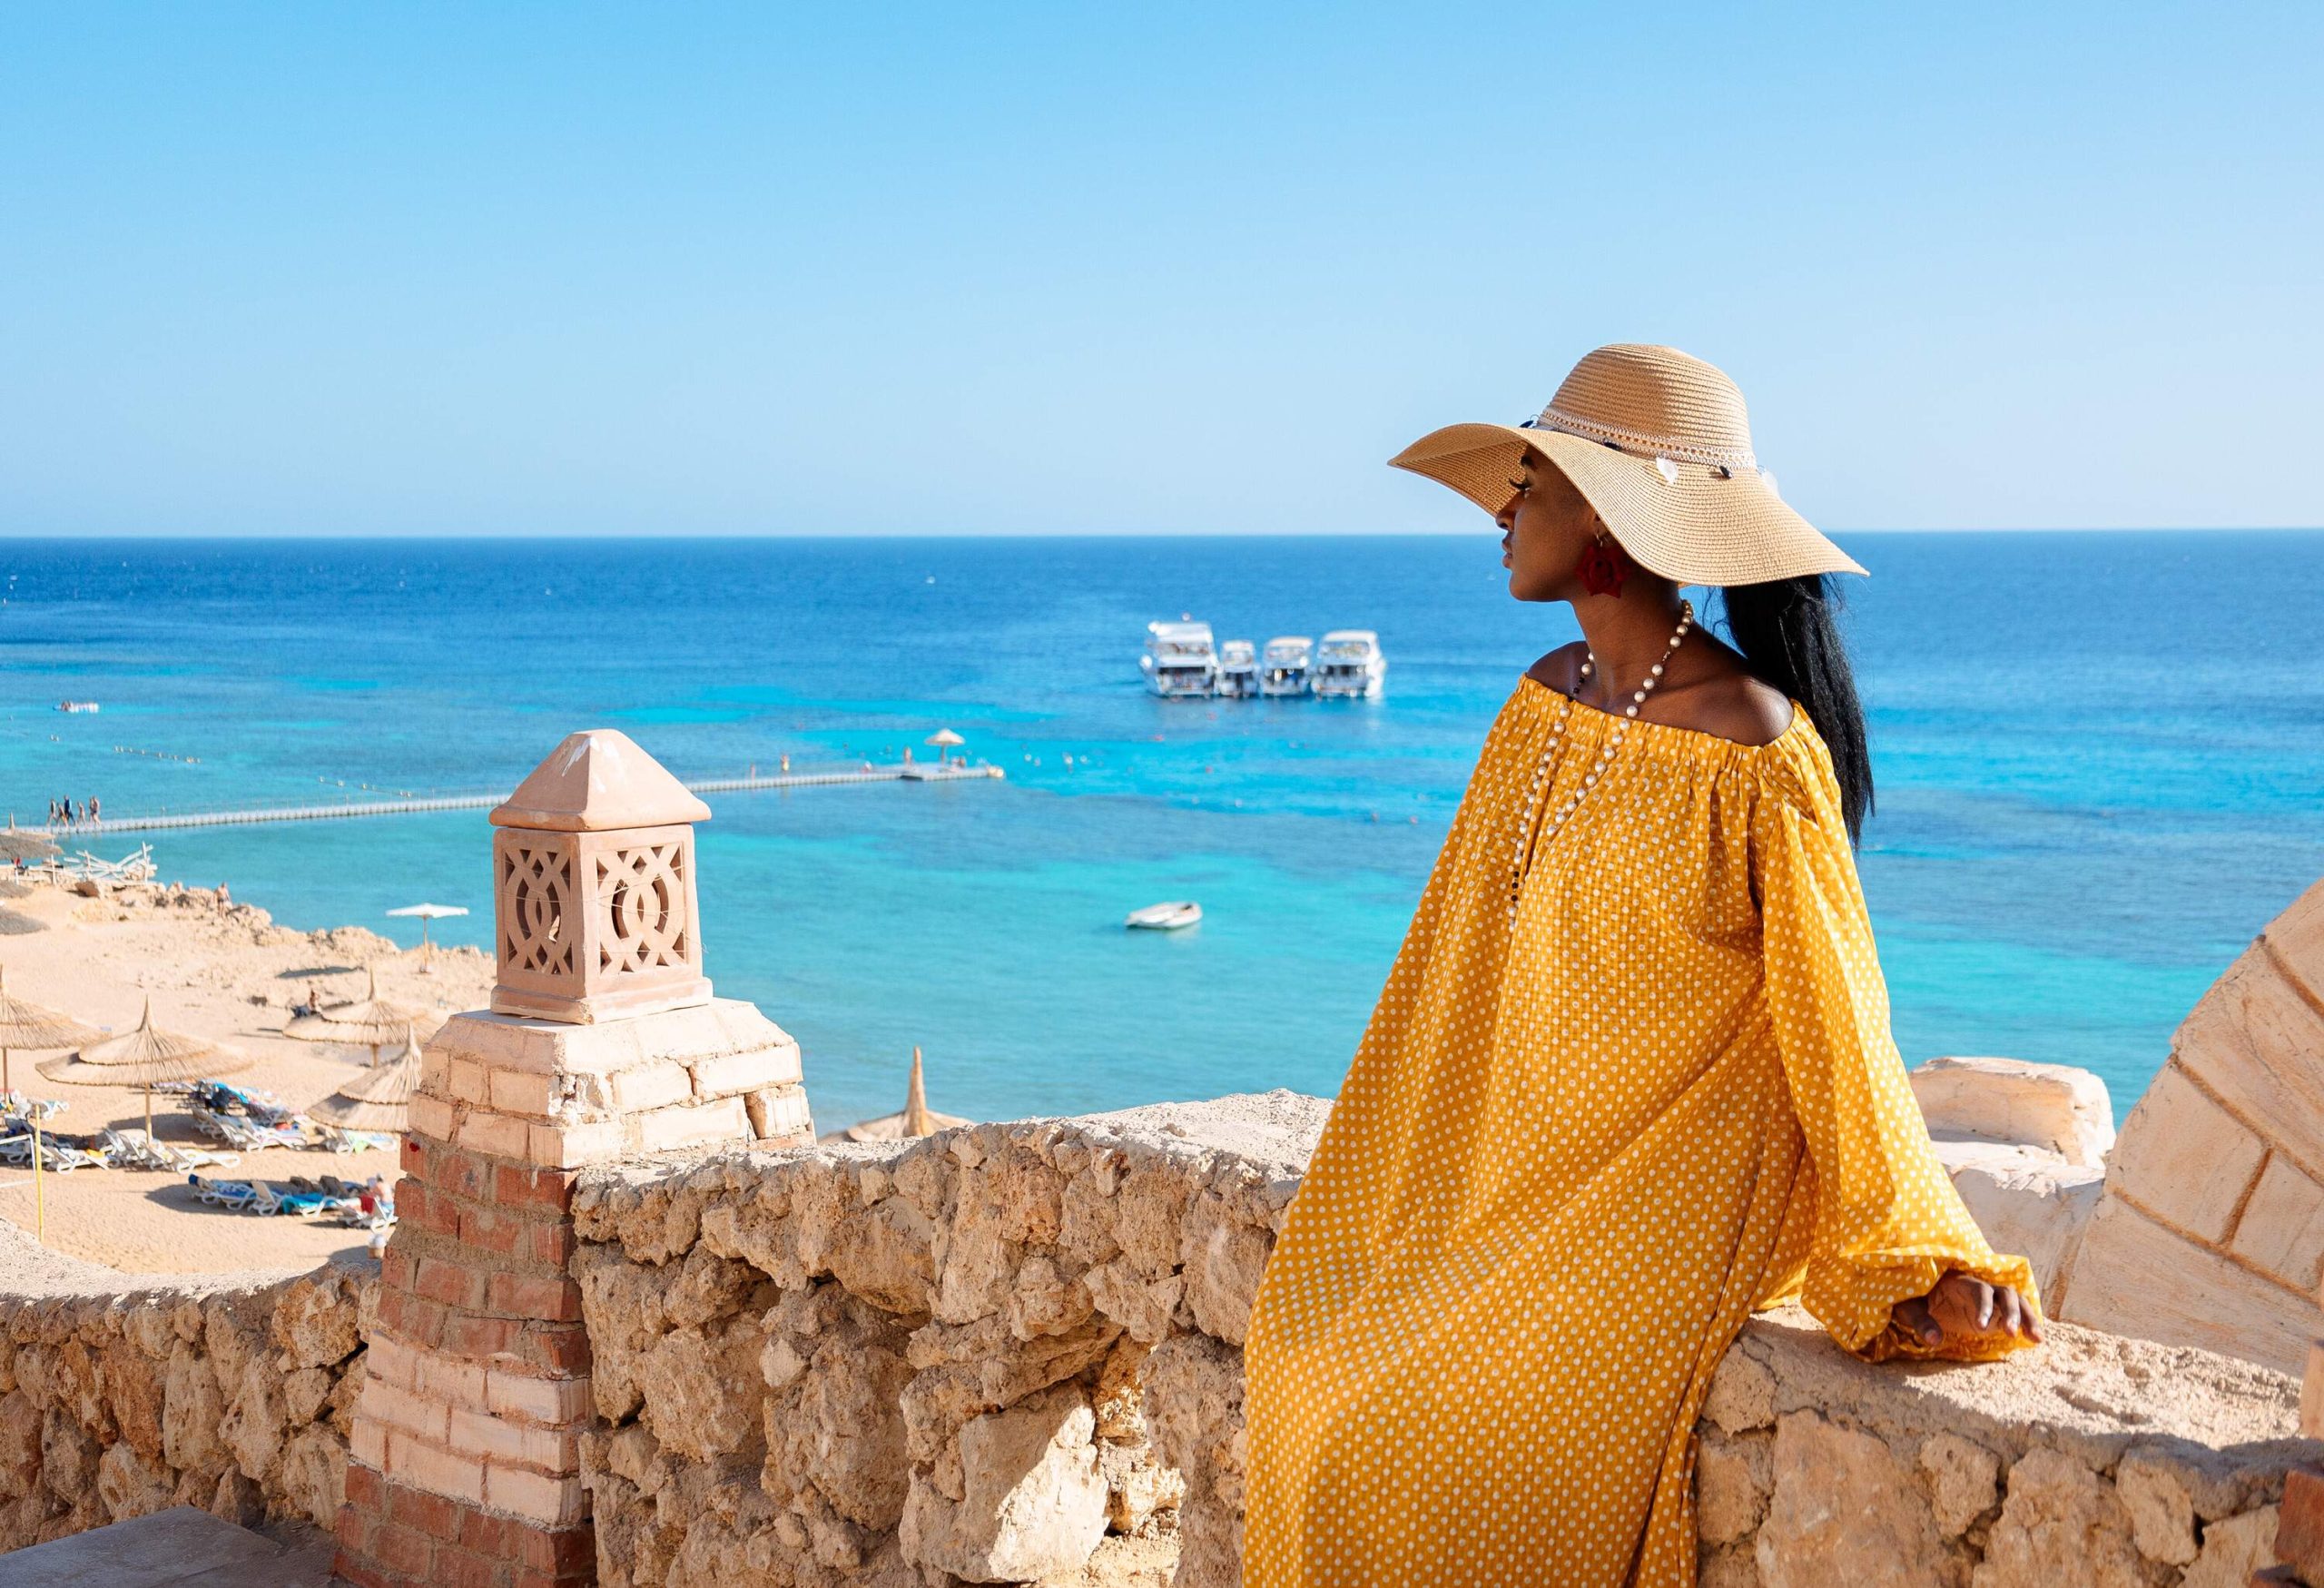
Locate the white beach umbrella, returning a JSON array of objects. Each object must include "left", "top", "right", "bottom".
[{"left": 387, "top": 902, "right": 468, "bottom": 972}]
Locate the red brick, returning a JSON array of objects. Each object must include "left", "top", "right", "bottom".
[
  {"left": 2279, "top": 1466, "right": 2324, "bottom": 1579},
  {"left": 527, "top": 1324, "right": 593, "bottom": 1375},
  {"left": 371, "top": 1521, "right": 436, "bottom": 1577},
  {"left": 524, "top": 1221, "right": 576, "bottom": 1267},
  {"left": 459, "top": 1508, "right": 520, "bottom": 1559},
  {"left": 513, "top": 1524, "right": 596, "bottom": 1574},
  {"left": 425, "top": 1140, "right": 493, "bottom": 1201},
  {"left": 431, "top": 1542, "right": 503, "bottom": 1588},
  {"left": 494, "top": 1162, "right": 576, "bottom": 1212},
  {"left": 462, "top": 1205, "right": 525, "bottom": 1258},
  {"left": 444, "top": 1310, "right": 525, "bottom": 1361},
  {"left": 511, "top": 1569, "right": 594, "bottom": 1588},
  {"left": 487, "top": 1271, "right": 583, "bottom": 1323},
  {"left": 386, "top": 1482, "right": 466, "bottom": 1541},
  {"left": 333, "top": 1504, "right": 375, "bottom": 1558},
  {"left": 331, "top": 1549, "right": 396, "bottom": 1588},
  {"left": 417, "top": 1255, "right": 483, "bottom": 1309},
  {"left": 344, "top": 1459, "right": 386, "bottom": 1512},
  {"left": 376, "top": 1288, "right": 450, "bottom": 1352},
  {"left": 381, "top": 1248, "right": 419, "bottom": 1295}
]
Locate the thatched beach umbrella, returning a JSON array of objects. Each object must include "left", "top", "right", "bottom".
[
  {"left": 924, "top": 729, "right": 965, "bottom": 750},
  {"left": 37, "top": 998, "right": 250, "bottom": 1138},
  {"left": 309, "top": 1021, "right": 421, "bottom": 1136},
  {"left": 285, "top": 966, "right": 436, "bottom": 1065},
  {"left": 0, "top": 965, "right": 99, "bottom": 1094},
  {"left": 841, "top": 1046, "right": 971, "bottom": 1142}
]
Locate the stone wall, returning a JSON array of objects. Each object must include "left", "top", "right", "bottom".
[
  {"left": 2062, "top": 875, "right": 2324, "bottom": 1376},
  {"left": 568, "top": 1092, "right": 2314, "bottom": 1588},
  {"left": 0, "top": 1239, "right": 369, "bottom": 1553}
]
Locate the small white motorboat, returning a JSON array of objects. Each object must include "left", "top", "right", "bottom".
[
  {"left": 1139, "top": 619, "right": 1218, "bottom": 698},
  {"left": 1261, "top": 636, "right": 1314, "bottom": 696},
  {"left": 1125, "top": 901, "right": 1203, "bottom": 931},
  {"left": 1312, "top": 630, "right": 1387, "bottom": 698},
  {"left": 1216, "top": 640, "right": 1260, "bottom": 698}
]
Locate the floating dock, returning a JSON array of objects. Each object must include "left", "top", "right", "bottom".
[{"left": 29, "top": 762, "right": 1002, "bottom": 837}]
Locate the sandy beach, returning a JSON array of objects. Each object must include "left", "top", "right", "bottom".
[{"left": 0, "top": 876, "right": 490, "bottom": 1276}]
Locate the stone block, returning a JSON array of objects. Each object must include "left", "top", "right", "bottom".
[
  {"left": 447, "top": 1059, "right": 491, "bottom": 1106},
  {"left": 526, "top": 1119, "right": 625, "bottom": 1170},
  {"left": 409, "top": 1094, "right": 458, "bottom": 1143},
  {"left": 487, "top": 1068, "right": 556, "bottom": 1119},
  {"left": 1754, "top": 1411, "right": 1946, "bottom": 1585},
  {"left": 412, "top": 1350, "right": 487, "bottom": 1413},
  {"left": 1910, "top": 1055, "right": 2116, "bottom": 1166},
  {"left": 1930, "top": 1136, "right": 2103, "bottom": 1310},
  {"left": 2277, "top": 1466, "right": 2324, "bottom": 1583},
  {"left": 484, "top": 1371, "right": 591, "bottom": 1425},
  {"left": 628, "top": 1095, "right": 750, "bottom": 1155},
  {"left": 387, "top": 1432, "right": 487, "bottom": 1506},
  {"left": 456, "top": 1108, "right": 533, "bottom": 1162},
  {"left": 2061, "top": 1195, "right": 2315, "bottom": 1374},
  {"left": 607, "top": 1060, "right": 694, "bottom": 1115},
  {"left": 2105, "top": 1063, "right": 2267, "bottom": 1243},
  {"left": 483, "top": 1464, "right": 586, "bottom": 1525},
  {"left": 745, "top": 1087, "right": 813, "bottom": 1142},
  {"left": 691, "top": 1041, "right": 798, "bottom": 1099},
  {"left": 2170, "top": 883, "right": 2324, "bottom": 1158},
  {"left": 900, "top": 1387, "right": 1108, "bottom": 1582},
  {"left": 2233, "top": 1155, "right": 2324, "bottom": 1293}
]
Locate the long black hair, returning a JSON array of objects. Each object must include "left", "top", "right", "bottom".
[{"left": 1714, "top": 575, "right": 1874, "bottom": 847}]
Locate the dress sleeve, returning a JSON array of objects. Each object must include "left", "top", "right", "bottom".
[{"left": 1751, "top": 762, "right": 2041, "bottom": 1364}]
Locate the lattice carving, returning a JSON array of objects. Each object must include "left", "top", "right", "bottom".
[
  {"left": 500, "top": 842, "right": 576, "bottom": 978},
  {"left": 488, "top": 732, "right": 714, "bottom": 1023},
  {"left": 595, "top": 843, "right": 691, "bottom": 974}
]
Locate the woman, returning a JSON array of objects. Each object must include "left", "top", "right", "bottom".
[{"left": 1241, "top": 345, "right": 2042, "bottom": 1586}]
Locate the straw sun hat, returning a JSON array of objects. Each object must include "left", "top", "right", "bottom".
[{"left": 1390, "top": 343, "right": 1867, "bottom": 586}]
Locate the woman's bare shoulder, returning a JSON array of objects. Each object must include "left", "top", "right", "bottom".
[
  {"left": 1658, "top": 668, "right": 1796, "bottom": 747},
  {"left": 1523, "top": 641, "right": 1587, "bottom": 693}
]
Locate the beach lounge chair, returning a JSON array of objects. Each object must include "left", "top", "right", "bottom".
[
  {"left": 187, "top": 1172, "right": 272, "bottom": 1211},
  {"left": 105, "top": 1128, "right": 239, "bottom": 1172}
]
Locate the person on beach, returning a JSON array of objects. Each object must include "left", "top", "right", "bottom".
[{"left": 1240, "top": 345, "right": 2042, "bottom": 1587}]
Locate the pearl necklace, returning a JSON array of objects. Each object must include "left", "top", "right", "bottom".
[{"left": 1508, "top": 598, "right": 1695, "bottom": 922}]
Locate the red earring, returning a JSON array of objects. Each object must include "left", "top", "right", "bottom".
[{"left": 1575, "top": 531, "right": 1632, "bottom": 597}]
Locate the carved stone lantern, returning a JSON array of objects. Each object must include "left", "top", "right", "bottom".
[{"left": 488, "top": 729, "right": 714, "bottom": 1023}]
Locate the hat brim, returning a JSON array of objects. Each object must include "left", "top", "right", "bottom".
[{"left": 1388, "top": 422, "right": 1867, "bottom": 585}]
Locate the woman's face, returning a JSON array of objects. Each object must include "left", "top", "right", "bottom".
[{"left": 1496, "top": 450, "right": 1597, "bottom": 603}]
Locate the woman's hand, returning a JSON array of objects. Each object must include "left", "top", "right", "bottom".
[{"left": 1893, "top": 1270, "right": 2043, "bottom": 1349}]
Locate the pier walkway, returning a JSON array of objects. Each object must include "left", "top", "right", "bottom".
[{"left": 27, "top": 762, "right": 1002, "bottom": 838}]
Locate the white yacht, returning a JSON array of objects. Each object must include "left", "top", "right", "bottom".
[
  {"left": 1312, "top": 630, "right": 1387, "bottom": 698},
  {"left": 1216, "top": 640, "right": 1259, "bottom": 698},
  {"left": 1260, "top": 636, "right": 1314, "bottom": 697},
  {"left": 1138, "top": 619, "right": 1217, "bottom": 698}
]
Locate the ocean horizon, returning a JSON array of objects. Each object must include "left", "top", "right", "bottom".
[{"left": 4, "top": 530, "right": 2320, "bottom": 1131}]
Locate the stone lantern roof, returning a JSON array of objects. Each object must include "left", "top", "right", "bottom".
[{"left": 488, "top": 729, "right": 711, "bottom": 833}]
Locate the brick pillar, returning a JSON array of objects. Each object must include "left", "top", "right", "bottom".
[{"left": 335, "top": 731, "right": 814, "bottom": 1588}]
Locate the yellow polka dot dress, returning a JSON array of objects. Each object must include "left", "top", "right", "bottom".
[{"left": 1241, "top": 678, "right": 2038, "bottom": 1587}]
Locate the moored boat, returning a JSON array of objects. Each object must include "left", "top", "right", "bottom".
[
  {"left": 1139, "top": 620, "right": 1218, "bottom": 697},
  {"left": 1312, "top": 630, "right": 1386, "bottom": 698},
  {"left": 1125, "top": 901, "right": 1203, "bottom": 931},
  {"left": 1260, "top": 636, "right": 1313, "bottom": 696},
  {"left": 1216, "top": 640, "right": 1259, "bottom": 697}
]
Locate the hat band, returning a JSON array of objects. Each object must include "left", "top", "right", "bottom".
[{"left": 1520, "top": 404, "right": 1759, "bottom": 472}]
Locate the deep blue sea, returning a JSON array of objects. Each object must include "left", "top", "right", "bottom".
[{"left": 3, "top": 534, "right": 2319, "bottom": 1130}]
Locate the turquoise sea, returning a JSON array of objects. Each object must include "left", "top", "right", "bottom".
[{"left": 2, "top": 533, "right": 2319, "bottom": 1130}]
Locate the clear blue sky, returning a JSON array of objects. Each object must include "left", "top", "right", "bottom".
[{"left": 3, "top": 4, "right": 2317, "bottom": 536}]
